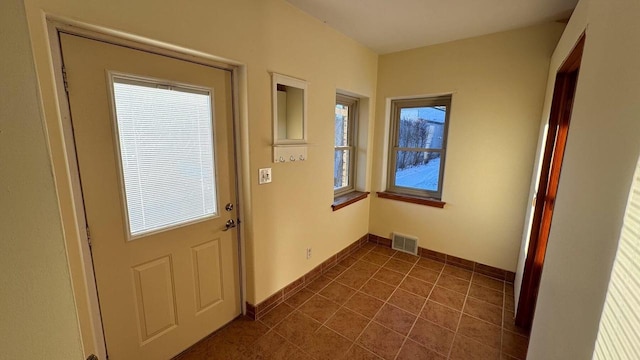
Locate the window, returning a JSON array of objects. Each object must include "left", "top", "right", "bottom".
[
  {"left": 112, "top": 76, "right": 217, "bottom": 238},
  {"left": 386, "top": 95, "right": 451, "bottom": 200},
  {"left": 334, "top": 94, "right": 358, "bottom": 195}
]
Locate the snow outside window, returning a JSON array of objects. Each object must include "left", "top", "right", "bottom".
[
  {"left": 387, "top": 95, "right": 451, "bottom": 200},
  {"left": 112, "top": 76, "right": 217, "bottom": 238}
]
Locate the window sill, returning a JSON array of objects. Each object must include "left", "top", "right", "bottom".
[
  {"left": 332, "top": 191, "right": 370, "bottom": 211},
  {"left": 376, "top": 191, "right": 446, "bottom": 208}
]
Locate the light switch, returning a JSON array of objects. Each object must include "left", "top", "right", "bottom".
[{"left": 259, "top": 168, "right": 272, "bottom": 184}]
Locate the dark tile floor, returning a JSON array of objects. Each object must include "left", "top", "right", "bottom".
[{"left": 174, "top": 243, "right": 530, "bottom": 360}]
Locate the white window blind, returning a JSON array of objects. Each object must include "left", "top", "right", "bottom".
[
  {"left": 593, "top": 156, "right": 640, "bottom": 359},
  {"left": 112, "top": 77, "right": 217, "bottom": 238}
]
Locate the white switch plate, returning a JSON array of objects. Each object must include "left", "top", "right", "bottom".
[{"left": 259, "top": 168, "right": 272, "bottom": 184}]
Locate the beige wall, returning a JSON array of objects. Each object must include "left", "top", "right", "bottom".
[
  {"left": 370, "top": 23, "right": 564, "bottom": 271},
  {"left": 17, "top": 0, "right": 626, "bottom": 357},
  {"left": 526, "top": 0, "right": 640, "bottom": 358},
  {"left": 0, "top": 0, "right": 84, "bottom": 358},
  {"left": 22, "top": 0, "right": 378, "bottom": 310}
]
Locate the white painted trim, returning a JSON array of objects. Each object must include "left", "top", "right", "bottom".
[
  {"left": 271, "top": 72, "right": 309, "bottom": 146},
  {"left": 48, "top": 16, "right": 240, "bottom": 70},
  {"left": 46, "top": 19, "right": 107, "bottom": 360},
  {"left": 231, "top": 65, "right": 249, "bottom": 315}
]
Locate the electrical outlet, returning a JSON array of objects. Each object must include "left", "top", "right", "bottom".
[
  {"left": 259, "top": 168, "right": 272, "bottom": 184},
  {"left": 306, "top": 247, "right": 312, "bottom": 259}
]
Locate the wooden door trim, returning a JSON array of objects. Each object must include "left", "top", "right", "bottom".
[
  {"left": 516, "top": 34, "right": 585, "bottom": 329},
  {"left": 45, "top": 17, "right": 248, "bottom": 359}
]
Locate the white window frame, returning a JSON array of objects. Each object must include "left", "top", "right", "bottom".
[
  {"left": 387, "top": 95, "right": 452, "bottom": 200},
  {"left": 334, "top": 94, "right": 359, "bottom": 196}
]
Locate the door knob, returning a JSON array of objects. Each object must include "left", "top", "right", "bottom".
[
  {"left": 225, "top": 203, "right": 234, "bottom": 211},
  {"left": 222, "top": 219, "right": 236, "bottom": 231}
]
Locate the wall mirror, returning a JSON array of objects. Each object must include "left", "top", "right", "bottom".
[
  {"left": 272, "top": 73, "right": 308, "bottom": 163},
  {"left": 272, "top": 73, "right": 307, "bottom": 144}
]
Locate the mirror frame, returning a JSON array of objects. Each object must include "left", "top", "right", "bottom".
[{"left": 272, "top": 73, "right": 308, "bottom": 145}]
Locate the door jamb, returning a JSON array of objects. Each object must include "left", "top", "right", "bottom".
[
  {"left": 516, "top": 34, "right": 585, "bottom": 329},
  {"left": 45, "top": 17, "right": 248, "bottom": 359}
]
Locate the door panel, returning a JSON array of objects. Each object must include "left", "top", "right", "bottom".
[
  {"left": 132, "top": 256, "right": 178, "bottom": 344},
  {"left": 192, "top": 239, "right": 224, "bottom": 313},
  {"left": 61, "top": 33, "right": 240, "bottom": 359}
]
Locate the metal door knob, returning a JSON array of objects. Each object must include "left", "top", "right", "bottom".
[{"left": 222, "top": 219, "right": 236, "bottom": 231}]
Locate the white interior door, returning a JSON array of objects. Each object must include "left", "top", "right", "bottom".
[{"left": 60, "top": 33, "right": 240, "bottom": 360}]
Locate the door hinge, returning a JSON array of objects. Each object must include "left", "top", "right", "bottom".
[
  {"left": 86, "top": 225, "right": 92, "bottom": 247},
  {"left": 62, "top": 65, "right": 69, "bottom": 93}
]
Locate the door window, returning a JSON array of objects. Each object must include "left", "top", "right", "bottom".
[{"left": 111, "top": 76, "right": 217, "bottom": 238}]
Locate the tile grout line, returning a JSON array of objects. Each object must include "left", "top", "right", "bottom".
[
  {"left": 345, "top": 247, "right": 437, "bottom": 357},
  {"left": 266, "top": 261, "right": 503, "bottom": 359},
  {"left": 394, "top": 258, "right": 444, "bottom": 360},
  {"left": 253, "top": 237, "right": 370, "bottom": 320},
  {"left": 258, "top": 244, "right": 376, "bottom": 346},
  {"left": 261, "top": 328, "right": 319, "bottom": 359},
  {"left": 349, "top": 248, "right": 472, "bottom": 359},
  {"left": 501, "top": 279, "right": 506, "bottom": 359},
  {"left": 263, "top": 242, "right": 497, "bottom": 321},
  {"left": 500, "top": 281, "right": 533, "bottom": 360},
  {"left": 268, "top": 244, "right": 379, "bottom": 360},
  {"left": 441, "top": 270, "right": 510, "bottom": 359},
  {"left": 185, "top": 243, "right": 522, "bottom": 360},
  {"left": 255, "top": 238, "right": 509, "bottom": 320},
  {"left": 350, "top": 248, "right": 402, "bottom": 356},
  {"left": 261, "top": 243, "right": 511, "bottom": 360},
  {"left": 446, "top": 265, "right": 474, "bottom": 360},
  {"left": 309, "top": 244, "right": 383, "bottom": 359}
]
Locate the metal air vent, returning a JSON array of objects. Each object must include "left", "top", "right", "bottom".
[{"left": 392, "top": 233, "right": 418, "bottom": 255}]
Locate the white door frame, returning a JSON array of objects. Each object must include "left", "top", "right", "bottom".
[{"left": 45, "top": 17, "right": 248, "bottom": 360}]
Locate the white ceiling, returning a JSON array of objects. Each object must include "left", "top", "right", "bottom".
[{"left": 286, "top": 0, "right": 578, "bottom": 54}]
